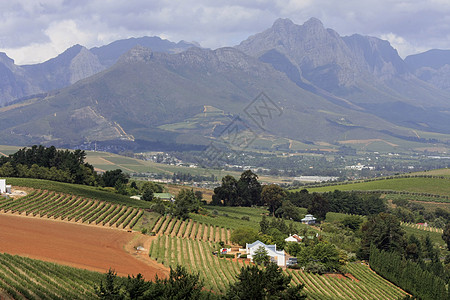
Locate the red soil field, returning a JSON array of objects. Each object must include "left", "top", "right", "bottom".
[{"left": 0, "top": 214, "right": 169, "bottom": 280}]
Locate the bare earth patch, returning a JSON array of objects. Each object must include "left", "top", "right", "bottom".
[{"left": 0, "top": 214, "right": 169, "bottom": 281}]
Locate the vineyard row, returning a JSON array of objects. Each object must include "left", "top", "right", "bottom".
[
  {"left": 0, "top": 190, "right": 143, "bottom": 229},
  {"left": 149, "top": 215, "right": 232, "bottom": 244},
  {"left": 149, "top": 235, "right": 406, "bottom": 299}
]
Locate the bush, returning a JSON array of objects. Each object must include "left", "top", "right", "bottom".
[
  {"left": 141, "top": 228, "right": 148, "bottom": 235},
  {"left": 241, "top": 216, "right": 250, "bottom": 221},
  {"left": 287, "top": 264, "right": 301, "bottom": 269},
  {"left": 304, "top": 262, "right": 327, "bottom": 274},
  {"left": 219, "top": 254, "right": 235, "bottom": 259},
  {"left": 239, "top": 254, "right": 247, "bottom": 259}
]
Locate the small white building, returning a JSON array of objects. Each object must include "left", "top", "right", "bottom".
[
  {"left": 301, "top": 214, "right": 317, "bottom": 225},
  {"left": 246, "top": 240, "right": 286, "bottom": 267},
  {"left": 285, "top": 234, "right": 303, "bottom": 243},
  {"left": 0, "top": 179, "right": 11, "bottom": 194}
]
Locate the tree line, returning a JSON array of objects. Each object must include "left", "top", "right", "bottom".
[
  {"left": 95, "top": 264, "right": 306, "bottom": 299},
  {"left": 212, "top": 170, "right": 386, "bottom": 221},
  {"left": 0, "top": 145, "right": 132, "bottom": 190}
]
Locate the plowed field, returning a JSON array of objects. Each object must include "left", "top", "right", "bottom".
[{"left": 0, "top": 214, "right": 168, "bottom": 280}]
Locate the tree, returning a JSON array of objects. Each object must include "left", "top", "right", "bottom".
[
  {"left": 308, "top": 193, "right": 329, "bottom": 221},
  {"left": 261, "top": 184, "right": 286, "bottom": 215},
  {"left": 141, "top": 182, "right": 163, "bottom": 193},
  {"left": 212, "top": 175, "right": 238, "bottom": 206},
  {"left": 173, "top": 189, "right": 200, "bottom": 220},
  {"left": 226, "top": 263, "right": 306, "bottom": 299},
  {"left": 341, "top": 215, "right": 363, "bottom": 231},
  {"left": 101, "top": 169, "right": 129, "bottom": 187},
  {"left": 124, "top": 273, "right": 150, "bottom": 300},
  {"left": 237, "top": 170, "right": 262, "bottom": 206},
  {"left": 194, "top": 191, "right": 203, "bottom": 202},
  {"left": 141, "top": 188, "right": 154, "bottom": 202},
  {"left": 145, "top": 266, "right": 203, "bottom": 299},
  {"left": 95, "top": 268, "right": 123, "bottom": 300},
  {"left": 230, "top": 227, "right": 259, "bottom": 247},
  {"left": 253, "top": 246, "right": 270, "bottom": 266},
  {"left": 443, "top": 223, "right": 450, "bottom": 251},
  {"left": 358, "top": 213, "right": 406, "bottom": 260},
  {"left": 260, "top": 215, "right": 270, "bottom": 234}
]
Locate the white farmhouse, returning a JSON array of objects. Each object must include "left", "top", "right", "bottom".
[
  {"left": 285, "top": 234, "right": 303, "bottom": 243},
  {"left": 246, "top": 240, "right": 286, "bottom": 267},
  {"left": 301, "top": 214, "right": 317, "bottom": 225}
]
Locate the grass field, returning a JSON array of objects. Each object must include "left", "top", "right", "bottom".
[
  {"left": 304, "top": 177, "right": 450, "bottom": 197},
  {"left": 192, "top": 205, "right": 309, "bottom": 231},
  {"left": 411, "top": 168, "right": 450, "bottom": 178}
]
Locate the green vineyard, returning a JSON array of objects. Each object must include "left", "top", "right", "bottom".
[
  {"left": 401, "top": 221, "right": 444, "bottom": 233},
  {"left": 149, "top": 215, "right": 233, "bottom": 244},
  {"left": 0, "top": 190, "right": 143, "bottom": 229},
  {"left": 0, "top": 253, "right": 102, "bottom": 299},
  {"left": 149, "top": 235, "right": 407, "bottom": 298}
]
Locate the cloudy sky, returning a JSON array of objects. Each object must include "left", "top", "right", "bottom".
[{"left": 2, "top": 0, "right": 450, "bottom": 65}]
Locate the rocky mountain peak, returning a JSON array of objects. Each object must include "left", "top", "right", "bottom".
[
  {"left": 69, "top": 46, "right": 104, "bottom": 84},
  {"left": 0, "top": 52, "right": 15, "bottom": 66},
  {"left": 117, "top": 45, "right": 154, "bottom": 64}
]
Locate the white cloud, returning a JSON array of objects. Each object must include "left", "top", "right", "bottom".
[{"left": 379, "top": 33, "right": 426, "bottom": 58}]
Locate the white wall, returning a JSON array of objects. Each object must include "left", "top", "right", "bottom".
[{"left": 0, "top": 179, "right": 5, "bottom": 193}]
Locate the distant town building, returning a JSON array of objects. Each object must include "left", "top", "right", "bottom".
[{"left": 301, "top": 214, "right": 317, "bottom": 225}]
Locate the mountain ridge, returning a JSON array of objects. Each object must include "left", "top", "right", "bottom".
[{"left": 1, "top": 18, "right": 450, "bottom": 152}]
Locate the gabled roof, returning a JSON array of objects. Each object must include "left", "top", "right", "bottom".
[
  {"left": 153, "top": 193, "right": 174, "bottom": 199},
  {"left": 301, "top": 214, "right": 316, "bottom": 221},
  {"left": 246, "top": 240, "right": 285, "bottom": 257}
]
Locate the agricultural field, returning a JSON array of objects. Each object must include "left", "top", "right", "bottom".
[
  {"left": 304, "top": 177, "right": 450, "bottom": 197},
  {"left": 148, "top": 215, "right": 232, "bottom": 244},
  {"left": 188, "top": 205, "right": 308, "bottom": 231},
  {"left": 0, "top": 253, "right": 102, "bottom": 299},
  {"left": 7, "top": 178, "right": 150, "bottom": 208},
  {"left": 149, "top": 235, "right": 407, "bottom": 298},
  {"left": 411, "top": 168, "right": 450, "bottom": 178},
  {"left": 165, "top": 184, "right": 214, "bottom": 203},
  {"left": 0, "top": 189, "right": 143, "bottom": 229}
]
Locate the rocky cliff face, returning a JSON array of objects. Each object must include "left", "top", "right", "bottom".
[
  {"left": 237, "top": 18, "right": 412, "bottom": 93},
  {"left": 69, "top": 47, "right": 105, "bottom": 84},
  {"left": 0, "top": 53, "right": 40, "bottom": 105},
  {"left": 405, "top": 50, "right": 450, "bottom": 91},
  {"left": 237, "top": 18, "right": 362, "bottom": 90},
  {"left": 343, "top": 34, "right": 409, "bottom": 80}
]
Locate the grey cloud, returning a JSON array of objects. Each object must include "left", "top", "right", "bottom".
[{"left": 2, "top": 0, "right": 450, "bottom": 63}]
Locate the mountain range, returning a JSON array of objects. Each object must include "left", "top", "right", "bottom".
[{"left": 0, "top": 18, "right": 449, "bottom": 153}]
